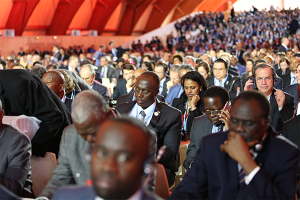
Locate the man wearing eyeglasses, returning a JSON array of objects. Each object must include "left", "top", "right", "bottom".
[
  {"left": 184, "top": 86, "right": 230, "bottom": 170},
  {"left": 244, "top": 63, "right": 294, "bottom": 132},
  {"left": 206, "top": 58, "right": 242, "bottom": 101},
  {"left": 79, "top": 65, "right": 109, "bottom": 104},
  {"left": 116, "top": 71, "right": 182, "bottom": 187}
]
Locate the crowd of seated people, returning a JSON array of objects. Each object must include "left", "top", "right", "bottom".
[{"left": 0, "top": 6, "right": 300, "bottom": 200}]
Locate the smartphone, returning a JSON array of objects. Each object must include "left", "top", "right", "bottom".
[{"left": 222, "top": 101, "right": 231, "bottom": 113}]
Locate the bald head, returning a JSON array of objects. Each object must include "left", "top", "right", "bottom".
[
  {"left": 132, "top": 68, "right": 147, "bottom": 84},
  {"left": 137, "top": 71, "right": 160, "bottom": 91},
  {"left": 42, "top": 71, "right": 65, "bottom": 99}
]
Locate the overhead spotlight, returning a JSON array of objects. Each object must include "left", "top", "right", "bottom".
[
  {"left": 53, "top": 36, "right": 57, "bottom": 40},
  {"left": 36, "top": 36, "right": 39, "bottom": 40}
]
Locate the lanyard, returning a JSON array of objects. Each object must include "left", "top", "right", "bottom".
[{"left": 182, "top": 101, "right": 190, "bottom": 131}]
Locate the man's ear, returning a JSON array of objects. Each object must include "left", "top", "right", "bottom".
[{"left": 59, "top": 84, "right": 64, "bottom": 92}]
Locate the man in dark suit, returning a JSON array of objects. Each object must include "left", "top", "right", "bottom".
[
  {"left": 285, "top": 83, "right": 299, "bottom": 109},
  {"left": 154, "top": 63, "right": 170, "bottom": 98},
  {"left": 235, "top": 42, "right": 246, "bottom": 66},
  {"left": 278, "top": 37, "right": 289, "bottom": 53},
  {"left": 52, "top": 45, "right": 60, "bottom": 63},
  {"left": 282, "top": 57, "right": 300, "bottom": 89},
  {"left": 113, "top": 64, "right": 134, "bottom": 100},
  {"left": 116, "top": 72, "right": 182, "bottom": 187},
  {"left": 108, "top": 40, "right": 130, "bottom": 61},
  {"left": 169, "top": 91, "right": 299, "bottom": 200},
  {"left": 206, "top": 58, "right": 242, "bottom": 101},
  {"left": 0, "top": 70, "right": 71, "bottom": 157},
  {"left": 51, "top": 118, "right": 160, "bottom": 200},
  {"left": 79, "top": 64, "right": 109, "bottom": 104},
  {"left": 98, "top": 56, "right": 117, "bottom": 81},
  {"left": 0, "top": 100, "right": 31, "bottom": 196},
  {"left": 244, "top": 63, "right": 294, "bottom": 132},
  {"left": 183, "top": 86, "right": 229, "bottom": 169},
  {"left": 39, "top": 91, "right": 109, "bottom": 199}
]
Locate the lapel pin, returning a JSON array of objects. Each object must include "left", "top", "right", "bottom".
[{"left": 154, "top": 111, "right": 160, "bottom": 116}]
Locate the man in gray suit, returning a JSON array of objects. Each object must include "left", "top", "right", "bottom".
[
  {"left": 39, "top": 91, "right": 109, "bottom": 199},
  {"left": 0, "top": 100, "right": 31, "bottom": 196},
  {"left": 52, "top": 118, "right": 161, "bottom": 200},
  {"left": 183, "top": 86, "right": 230, "bottom": 169}
]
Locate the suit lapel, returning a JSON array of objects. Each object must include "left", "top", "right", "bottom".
[
  {"left": 126, "top": 93, "right": 134, "bottom": 102},
  {"left": 269, "top": 92, "right": 277, "bottom": 120},
  {"left": 225, "top": 152, "right": 239, "bottom": 197},
  {"left": 148, "top": 101, "right": 162, "bottom": 126},
  {"left": 119, "top": 101, "right": 136, "bottom": 114},
  {"left": 204, "top": 116, "right": 213, "bottom": 135},
  {"left": 224, "top": 74, "right": 231, "bottom": 90}
]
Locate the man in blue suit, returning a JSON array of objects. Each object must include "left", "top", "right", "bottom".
[
  {"left": 165, "top": 64, "right": 194, "bottom": 105},
  {"left": 230, "top": 55, "right": 246, "bottom": 76},
  {"left": 52, "top": 118, "right": 161, "bottom": 200},
  {"left": 169, "top": 91, "right": 299, "bottom": 200}
]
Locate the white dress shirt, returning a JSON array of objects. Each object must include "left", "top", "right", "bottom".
[{"left": 129, "top": 101, "right": 156, "bottom": 126}]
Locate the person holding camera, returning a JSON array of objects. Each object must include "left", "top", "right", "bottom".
[{"left": 243, "top": 63, "right": 294, "bottom": 132}]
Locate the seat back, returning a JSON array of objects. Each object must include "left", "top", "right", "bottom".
[
  {"left": 155, "top": 163, "right": 170, "bottom": 199},
  {"left": 31, "top": 152, "right": 57, "bottom": 196}
]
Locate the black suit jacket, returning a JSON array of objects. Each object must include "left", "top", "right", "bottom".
[
  {"left": 278, "top": 44, "right": 287, "bottom": 53},
  {"left": 171, "top": 98, "right": 204, "bottom": 132},
  {"left": 92, "top": 82, "right": 109, "bottom": 103},
  {"left": 116, "top": 100, "right": 182, "bottom": 170},
  {"left": 109, "top": 47, "right": 130, "bottom": 59},
  {"left": 0, "top": 70, "right": 72, "bottom": 157},
  {"left": 269, "top": 89, "right": 294, "bottom": 132},
  {"left": 236, "top": 49, "right": 246, "bottom": 66},
  {"left": 113, "top": 78, "right": 127, "bottom": 100},
  {"left": 116, "top": 93, "right": 165, "bottom": 107},
  {"left": 160, "top": 76, "right": 170, "bottom": 98},
  {"left": 282, "top": 115, "right": 300, "bottom": 148},
  {"left": 276, "top": 67, "right": 290, "bottom": 77},
  {"left": 57, "top": 54, "right": 69, "bottom": 62},
  {"left": 285, "top": 84, "right": 299, "bottom": 109},
  {"left": 281, "top": 72, "right": 292, "bottom": 90},
  {"left": 169, "top": 128, "right": 299, "bottom": 200},
  {"left": 183, "top": 115, "right": 213, "bottom": 169},
  {"left": 206, "top": 74, "right": 242, "bottom": 101}
]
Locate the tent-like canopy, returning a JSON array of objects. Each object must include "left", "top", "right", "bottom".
[{"left": 0, "top": 0, "right": 237, "bottom": 36}]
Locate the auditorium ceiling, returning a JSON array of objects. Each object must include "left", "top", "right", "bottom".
[{"left": 0, "top": 0, "right": 236, "bottom": 36}]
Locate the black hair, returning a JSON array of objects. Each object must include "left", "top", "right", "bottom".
[
  {"left": 255, "top": 59, "right": 267, "bottom": 66},
  {"left": 214, "top": 57, "right": 228, "bottom": 69},
  {"left": 138, "top": 71, "right": 160, "bottom": 90},
  {"left": 31, "top": 66, "right": 48, "bottom": 79},
  {"left": 203, "top": 86, "right": 229, "bottom": 106},
  {"left": 232, "top": 90, "right": 270, "bottom": 119},
  {"left": 180, "top": 71, "right": 207, "bottom": 106},
  {"left": 122, "top": 63, "right": 135, "bottom": 71},
  {"left": 143, "top": 61, "right": 153, "bottom": 71},
  {"left": 33, "top": 61, "right": 42, "bottom": 66}
]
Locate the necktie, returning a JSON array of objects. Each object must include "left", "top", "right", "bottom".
[
  {"left": 218, "top": 123, "right": 224, "bottom": 132},
  {"left": 292, "top": 77, "right": 296, "bottom": 85},
  {"left": 139, "top": 110, "right": 146, "bottom": 123},
  {"left": 219, "top": 80, "right": 223, "bottom": 87}
]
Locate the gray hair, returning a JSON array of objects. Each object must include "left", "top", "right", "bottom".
[
  {"left": 179, "top": 64, "right": 194, "bottom": 72},
  {"left": 81, "top": 64, "right": 96, "bottom": 76},
  {"left": 71, "top": 91, "right": 108, "bottom": 123},
  {"left": 202, "top": 54, "right": 212, "bottom": 63},
  {"left": 170, "top": 65, "right": 180, "bottom": 73},
  {"left": 185, "top": 55, "right": 195, "bottom": 63}
]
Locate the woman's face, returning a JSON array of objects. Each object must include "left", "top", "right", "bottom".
[
  {"left": 279, "top": 61, "right": 288, "bottom": 72},
  {"left": 246, "top": 61, "right": 253, "bottom": 72},
  {"left": 198, "top": 67, "right": 208, "bottom": 79},
  {"left": 184, "top": 79, "right": 201, "bottom": 101}
]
